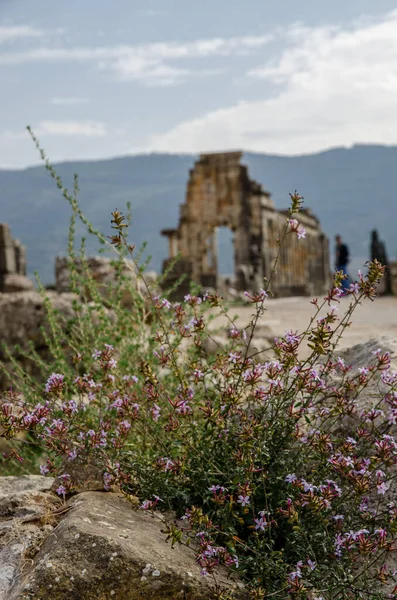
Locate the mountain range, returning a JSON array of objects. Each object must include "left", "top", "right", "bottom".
[{"left": 1, "top": 144, "right": 396, "bottom": 285}]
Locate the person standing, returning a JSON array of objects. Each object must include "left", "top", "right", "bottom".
[{"left": 335, "top": 234, "right": 349, "bottom": 292}]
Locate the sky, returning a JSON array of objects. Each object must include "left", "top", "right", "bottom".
[{"left": 2, "top": 0, "right": 397, "bottom": 168}]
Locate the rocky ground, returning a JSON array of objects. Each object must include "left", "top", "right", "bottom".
[
  {"left": 0, "top": 477, "right": 244, "bottom": 600},
  {"left": 209, "top": 295, "right": 397, "bottom": 357}
]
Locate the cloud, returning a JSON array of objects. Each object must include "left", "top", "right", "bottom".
[
  {"left": 36, "top": 120, "right": 107, "bottom": 137},
  {"left": 146, "top": 10, "right": 397, "bottom": 154},
  {"left": 49, "top": 97, "right": 89, "bottom": 105},
  {"left": 0, "top": 34, "right": 273, "bottom": 85},
  {"left": 0, "top": 25, "right": 43, "bottom": 44},
  {"left": 5, "top": 120, "right": 107, "bottom": 138},
  {"left": 136, "top": 9, "right": 161, "bottom": 17}
]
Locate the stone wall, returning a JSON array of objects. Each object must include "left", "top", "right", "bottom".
[
  {"left": 161, "top": 152, "right": 330, "bottom": 298},
  {"left": 0, "top": 223, "right": 33, "bottom": 293}
]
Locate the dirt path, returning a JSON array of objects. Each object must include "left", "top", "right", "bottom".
[{"left": 210, "top": 295, "right": 397, "bottom": 354}]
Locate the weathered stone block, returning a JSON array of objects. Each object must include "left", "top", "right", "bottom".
[
  {"left": 0, "top": 247, "right": 16, "bottom": 275},
  {"left": 0, "top": 224, "right": 13, "bottom": 248}
]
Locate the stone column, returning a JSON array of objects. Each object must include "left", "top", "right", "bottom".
[
  {"left": 0, "top": 223, "right": 17, "bottom": 275},
  {"left": 13, "top": 239, "right": 27, "bottom": 275}
]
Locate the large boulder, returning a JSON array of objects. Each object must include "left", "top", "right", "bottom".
[
  {"left": 0, "top": 291, "right": 77, "bottom": 390},
  {"left": 0, "top": 291, "right": 76, "bottom": 348},
  {"left": 0, "top": 475, "right": 57, "bottom": 600},
  {"left": 54, "top": 256, "right": 158, "bottom": 309},
  {"left": 0, "top": 274, "right": 34, "bottom": 294},
  {"left": 336, "top": 335, "right": 397, "bottom": 414},
  {"left": 5, "top": 489, "right": 244, "bottom": 600}
]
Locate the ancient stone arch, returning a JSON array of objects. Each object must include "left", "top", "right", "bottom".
[{"left": 162, "top": 152, "right": 330, "bottom": 297}]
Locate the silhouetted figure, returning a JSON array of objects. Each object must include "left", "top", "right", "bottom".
[
  {"left": 335, "top": 234, "right": 349, "bottom": 292},
  {"left": 370, "top": 229, "right": 392, "bottom": 294}
]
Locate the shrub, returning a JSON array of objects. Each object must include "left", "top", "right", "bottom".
[{"left": 1, "top": 135, "right": 397, "bottom": 599}]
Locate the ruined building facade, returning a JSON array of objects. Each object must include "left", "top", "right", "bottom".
[{"left": 161, "top": 152, "right": 330, "bottom": 297}]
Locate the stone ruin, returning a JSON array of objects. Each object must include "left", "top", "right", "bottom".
[
  {"left": 371, "top": 229, "right": 392, "bottom": 295},
  {"left": 0, "top": 223, "right": 33, "bottom": 293},
  {"left": 161, "top": 152, "right": 330, "bottom": 298}
]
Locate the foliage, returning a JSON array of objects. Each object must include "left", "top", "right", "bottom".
[{"left": 1, "top": 134, "right": 397, "bottom": 599}]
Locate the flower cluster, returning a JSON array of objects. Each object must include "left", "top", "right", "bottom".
[{"left": 1, "top": 196, "right": 393, "bottom": 600}]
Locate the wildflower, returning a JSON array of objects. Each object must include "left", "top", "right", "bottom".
[
  {"left": 117, "top": 420, "right": 131, "bottom": 435},
  {"left": 285, "top": 473, "right": 297, "bottom": 483},
  {"left": 45, "top": 373, "right": 65, "bottom": 395},
  {"left": 254, "top": 513, "right": 268, "bottom": 531},
  {"left": 358, "top": 367, "right": 369, "bottom": 375},
  {"left": 40, "top": 463, "right": 50, "bottom": 476},
  {"left": 284, "top": 330, "right": 300, "bottom": 345},
  {"left": 243, "top": 289, "right": 268, "bottom": 302},
  {"left": 151, "top": 404, "right": 161, "bottom": 422},
  {"left": 140, "top": 495, "right": 162, "bottom": 510},
  {"left": 377, "top": 482, "right": 390, "bottom": 495},
  {"left": 228, "top": 352, "right": 240, "bottom": 364},
  {"left": 67, "top": 449, "right": 78, "bottom": 461},
  {"left": 349, "top": 282, "right": 360, "bottom": 294},
  {"left": 297, "top": 227, "right": 306, "bottom": 239},
  {"left": 158, "top": 297, "right": 172, "bottom": 310},
  {"left": 209, "top": 485, "right": 226, "bottom": 494},
  {"left": 184, "top": 294, "right": 202, "bottom": 306},
  {"left": 237, "top": 495, "right": 250, "bottom": 507},
  {"left": 103, "top": 472, "right": 114, "bottom": 490},
  {"left": 56, "top": 485, "right": 66, "bottom": 497}
]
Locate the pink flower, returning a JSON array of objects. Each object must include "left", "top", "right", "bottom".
[{"left": 377, "top": 482, "right": 390, "bottom": 495}]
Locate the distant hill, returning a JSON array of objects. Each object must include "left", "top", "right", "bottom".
[{"left": 1, "top": 144, "right": 396, "bottom": 285}]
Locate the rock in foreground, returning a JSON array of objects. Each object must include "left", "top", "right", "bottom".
[{"left": 3, "top": 484, "right": 243, "bottom": 600}]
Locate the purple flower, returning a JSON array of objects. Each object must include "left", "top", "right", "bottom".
[
  {"left": 377, "top": 482, "right": 390, "bottom": 495},
  {"left": 56, "top": 485, "right": 66, "bottom": 497},
  {"left": 151, "top": 404, "right": 161, "bottom": 422},
  {"left": 284, "top": 330, "right": 300, "bottom": 345},
  {"left": 254, "top": 514, "right": 268, "bottom": 531},
  {"left": 307, "top": 559, "right": 316, "bottom": 571},
  {"left": 103, "top": 472, "right": 114, "bottom": 490},
  {"left": 297, "top": 227, "right": 306, "bottom": 239},
  {"left": 45, "top": 373, "right": 65, "bottom": 394},
  {"left": 228, "top": 352, "right": 240, "bottom": 364},
  {"left": 237, "top": 494, "right": 250, "bottom": 507},
  {"left": 160, "top": 298, "right": 171, "bottom": 309}
]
